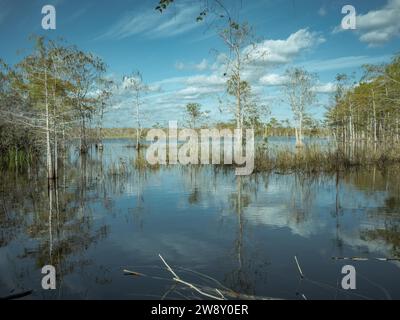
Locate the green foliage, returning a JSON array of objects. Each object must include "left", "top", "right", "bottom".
[
  {"left": 185, "top": 103, "right": 208, "bottom": 128},
  {"left": 326, "top": 53, "right": 400, "bottom": 144},
  {"left": 155, "top": 0, "right": 174, "bottom": 13},
  {"left": 0, "top": 35, "right": 109, "bottom": 167},
  {"left": 155, "top": 0, "right": 210, "bottom": 22}
]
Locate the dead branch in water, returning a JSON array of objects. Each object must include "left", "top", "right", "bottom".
[
  {"left": 123, "top": 269, "right": 146, "bottom": 277},
  {"left": 159, "top": 254, "right": 225, "bottom": 300},
  {"left": 122, "top": 256, "right": 284, "bottom": 300},
  {"left": 294, "top": 256, "right": 305, "bottom": 278},
  {"left": 158, "top": 255, "right": 283, "bottom": 300},
  {"left": 332, "top": 257, "right": 400, "bottom": 262}
]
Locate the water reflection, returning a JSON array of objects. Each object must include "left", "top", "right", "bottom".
[{"left": 1, "top": 139, "right": 400, "bottom": 299}]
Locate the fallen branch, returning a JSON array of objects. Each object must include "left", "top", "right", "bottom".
[
  {"left": 123, "top": 269, "right": 146, "bottom": 277},
  {"left": 159, "top": 254, "right": 225, "bottom": 300},
  {"left": 123, "top": 257, "right": 283, "bottom": 300},
  {"left": 294, "top": 256, "right": 305, "bottom": 278},
  {"left": 332, "top": 257, "right": 400, "bottom": 262}
]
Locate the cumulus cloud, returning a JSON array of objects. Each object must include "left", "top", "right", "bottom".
[
  {"left": 333, "top": 0, "right": 400, "bottom": 46},
  {"left": 259, "top": 74, "right": 288, "bottom": 86},
  {"left": 104, "top": 28, "right": 330, "bottom": 126},
  {"left": 205, "top": 28, "right": 325, "bottom": 87},
  {"left": 313, "top": 82, "right": 337, "bottom": 94},
  {"left": 195, "top": 59, "right": 209, "bottom": 71},
  {"left": 176, "top": 86, "right": 221, "bottom": 97},
  {"left": 259, "top": 73, "right": 337, "bottom": 94},
  {"left": 245, "top": 28, "right": 326, "bottom": 67},
  {"left": 357, "top": 0, "right": 400, "bottom": 45}
]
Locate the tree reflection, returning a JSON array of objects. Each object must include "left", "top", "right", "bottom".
[{"left": 0, "top": 152, "right": 112, "bottom": 298}]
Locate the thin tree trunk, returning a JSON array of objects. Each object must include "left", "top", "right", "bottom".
[
  {"left": 45, "top": 68, "right": 54, "bottom": 180},
  {"left": 136, "top": 93, "right": 140, "bottom": 150},
  {"left": 372, "top": 90, "right": 378, "bottom": 144}
]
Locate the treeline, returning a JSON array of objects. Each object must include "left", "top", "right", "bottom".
[
  {"left": 0, "top": 36, "right": 112, "bottom": 178},
  {"left": 327, "top": 54, "right": 400, "bottom": 145}
]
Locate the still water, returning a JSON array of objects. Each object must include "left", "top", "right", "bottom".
[{"left": 1, "top": 139, "right": 400, "bottom": 300}]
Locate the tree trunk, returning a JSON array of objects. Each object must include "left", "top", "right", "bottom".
[
  {"left": 45, "top": 68, "right": 54, "bottom": 180},
  {"left": 372, "top": 90, "right": 378, "bottom": 144},
  {"left": 296, "top": 116, "right": 304, "bottom": 148},
  {"left": 136, "top": 94, "right": 140, "bottom": 150}
]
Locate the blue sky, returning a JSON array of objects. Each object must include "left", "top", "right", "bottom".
[{"left": 0, "top": 0, "right": 399, "bottom": 127}]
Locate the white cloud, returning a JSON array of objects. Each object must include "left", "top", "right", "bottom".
[
  {"left": 186, "top": 74, "right": 226, "bottom": 87},
  {"left": 98, "top": 4, "right": 200, "bottom": 40},
  {"left": 205, "top": 29, "right": 325, "bottom": 87},
  {"left": 259, "top": 74, "right": 336, "bottom": 94},
  {"left": 245, "top": 29, "right": 326, "bottom": 67},
  {"left": 195, "top": 58, "right": 208, "bottom": 71},
  {"left": 148, "top": 84, "right": 162, "bottom": 93},
  {"left": 138, "top": 28, "right": 328, "bottom": 122},
  {"left": 333, "top": 0, "right": 400, "bottom": 46},
  {"left": 173, "top": 75, "right": 226, "bottom": 100},
  {"left": 313, "top": 82, "right": 337, "bottom": 94},
  {"left": 357, "top": 0, "right": 400, "bottom": 45},
  {"left": 301, "top": 55, "right": 392, "bottom": 72},
  {"left": 259, "top": 74, "right": 288, "bottom": 86},
  {"left": 174, "top": 59, "right": 209, "bottom": 71},
  {"left": 176, "top": 86, "right": 221, "bottom": 100}
]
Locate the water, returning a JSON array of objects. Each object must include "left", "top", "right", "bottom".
[{"left": 1, "top": 139, "right": 400, "bottom": 300}]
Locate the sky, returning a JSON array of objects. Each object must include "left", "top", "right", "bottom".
[{"left": 0, "top": 0, "right": 399, "bottom": 127}]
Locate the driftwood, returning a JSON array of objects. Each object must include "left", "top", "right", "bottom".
[
  {"left": 123, "top": 254, "right": 392, "bottom": 300},
  {"left": 159, "top": 254, "right": 225, "bottom": 300},
  {"left": 294, "top": 256, "right": 305, "bottom": 278},
  {"left": 122, "top": 255, "right": 283, "bottom": 300},
  {"left": 123, "top": 269, "right": 146, "bottom": 277},
  {"left": 332, "top": 257, "right": 400, "bottom": 262},
  {"left": 158, "top": 254, "right": 283, "bottom": 300}
]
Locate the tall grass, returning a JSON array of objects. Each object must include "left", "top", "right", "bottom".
[{"left": 254, "top": 142, "right": 400, "bottom": 173}]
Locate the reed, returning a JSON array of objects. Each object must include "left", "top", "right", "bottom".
[{"left": 254, "top": 142, "right": 400, "bottom": 173}]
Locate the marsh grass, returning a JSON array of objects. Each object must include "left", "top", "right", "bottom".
[{"left": 254, "top": 142, "right": 400, "bottom": 173}]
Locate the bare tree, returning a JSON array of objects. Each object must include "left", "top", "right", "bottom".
[
  {"left": 282, "top": 68, "right": 318, "bottom": 148},
  {"left": 95, "top": 79, "right": 114, "bottom": 149},
  {"left": 218, "top": 21, "right": 267, "bottom": 130},
  {"left": 66, "top": 49, "right": 106, "bottom": 154},
  {"left": 219, "top": 22, "right": 255, "bottom": 129},
  {"left": 123, "top": 71, "right": 148, "bottom": 150}
]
